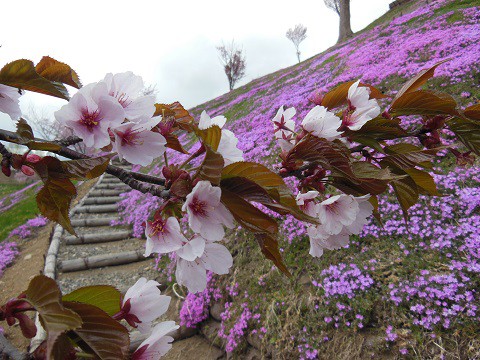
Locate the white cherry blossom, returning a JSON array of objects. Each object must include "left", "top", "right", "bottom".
[
  {"left": 317, "top": 194, "right": 359, "bottom": 235},
  {"left": 104, "top": 72, "right": 156, "bottom": 120},
  {"left": 272, "top": 106, "right": 296, "bottom": 152},
  {"left": 296, "top": 190, "right": 319, "bottom": 217},
  {"left": 344, "top": 80, "right": 381, "bottom": 131},
  {"left": 344, "top": 195, "right": 374, "bottom": 235},
  {"left": 145, "top": 216, "right": 186, "bottom": 256},
  {"left": 182, "top": 181, "right": 234, "bottom": 241},
  {"left": 54, "top": 82, "right": 125, "bottom": 148},
  {"left": 112, "top": 116, "right": 166, "bottom": 166},
  {"left": 122, "top": 278, "right": 171, "bottom": 333},
  {"left": 132, "top": 321, "right": 179, "bottom": 360},
  {"left": 0, "top": 84, "right": 22, "bottom": 120},
  {"left": 198, "top": 110, "right": 226, "bottom": 129},
  {"left": 301, "top": 105, "right": 343, "bottom": 140}
]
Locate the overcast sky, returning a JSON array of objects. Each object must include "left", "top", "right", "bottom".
[{"left": 0, "top": 0, "right": 392, "bottom": 132}]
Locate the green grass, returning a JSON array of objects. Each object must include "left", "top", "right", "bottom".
[
  {"left": 0, "top": 183, "right": 25, "bottom": 197},
  {"left": 0, "top": 184, "right": 40, "bottom": 242}
]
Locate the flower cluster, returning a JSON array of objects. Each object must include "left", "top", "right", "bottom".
[
  {"left": 8, "top": 216, "right": 48, "bottom": 239},
  {"left": 0, "top": 242, "right": 18, "bottom": 277}
]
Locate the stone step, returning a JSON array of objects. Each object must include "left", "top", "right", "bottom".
[
  {"left": 63, "top": 230, "right": 133, "bottom": 245},
  {"left": 100, "top": 178, "right": 123, "bottom": 184},
  {"left": 90, "top": 189, "right": 126, "bottom": 197},
  {"left": 58, "top": 250, "right": 147, "bottom": 273},
  {"left": 95, "top": 183, "right": 130, "bottom": 190},
  {"left": 76, "top": 204, "right": 118, "bottom": 214},
  {"left": 71, "top": 217, "right": 119, "bottom": 227},
  {"left": 83, "top": 196, "right": 121, "bottom": 205}
]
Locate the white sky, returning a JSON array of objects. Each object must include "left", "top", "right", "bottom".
[{"left": 0, "top": 0, "right": 391, "bottom": 132}]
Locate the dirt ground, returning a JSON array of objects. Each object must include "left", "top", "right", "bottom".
[{"left": 0, "top": 179, "right": 96, "bottom": 351}]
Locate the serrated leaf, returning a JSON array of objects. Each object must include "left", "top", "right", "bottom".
[
  {"left": 404, "top": 168, "right": 441, "bottom": 196},
  {"left": 321, "top": 81, "right": 387, "bottom": 110},
  {"left": 62, "top": 286, "right": 121, "bottom": 317},
  {"left": 25, "top": 275, "right": 82, "bottom": 359},
  {"left": 16, "top": 118, "right": 34, "bottom": 140},
  {"left": 164, "top": 133, "right": 189, "bottom": 154},
  {"left": 391, "top": 176, "right": 419, "bottom": 222},
  {"left": 154, "top": 102, "right": 195, "bottom": 132},
  {"left": 196, "top": 125, "right": 222, "bottom": 151},
  {"left": 382, "top": 143, "right": 439, "bottom": 169},
  {"left": 393, "top": 60, "right": 448, "bottom": 101},
  {"left": 256, "top": 234, "right": 291, "bottom": 277},
  {"left": 36, "top": 178, "right": 76, "bottom": 234},
  {"left": 197, "top": 147, "right": 224, "bottom": 185},
  {"left": 35, "top": 56, "right": 82, "bottom": 89},
  {"left": 447, "top": 117, "right": 480, "bottom": 155},
  {"left": 390, "top": 90, "right": 459, "bottom": 117},
  {"left": 62, "top": 155, "right": 112, "bottom": 180},
  {"left": 0, "top": 59, "right": 69, "bottom": 100},
  {"left": 63, "top": 302, "right": 129, "bottom": 360}
]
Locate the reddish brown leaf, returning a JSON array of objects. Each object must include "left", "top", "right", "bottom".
[
  {"left": 447, "top": 117, "right": 480, "bottom": 155},
  {"left": 464, "top": 103, "right": 480, "bottom": 121},
  {"left": 154, "top": 102, "right": 195, "bottom": 132},
  {"left": 0, "top": 59, "right": 69, "bottom": 100},
  {"left": 382, "top": 143, "right": 439, "bottom": 169},
  {"left": 350, "top": 117, "right": 407, "bottom": 140},
  {"left": 16, "top": 118, "right": 35, "bottom": 141},
  {"left": 321, "top": 81, "right": 387, "bottom": 110},
  {"left": 164, "top": 133, "right": 189, "bottom": 154},
  {"left": 390, "top": 90, "right": 459, "bottom": 117},
  {"left": 404, "top": 168, "right": 441, "bottom": 196},
  {"left": 63, "top": 302, "right": 129, "bottom": 360},
  {"left": 197, "top": 147, "right": 224, "bottom": 185},
  {"left": 35, "top": 56, "right": 82, "bottom": 89},
  {"left": 62, "top": 155, "right": 112, "bottom": 180},
  {"left": 391, "top": 176, "right": 419, "bottom": 222},
  {"left": 256, "top": 234, "right": 291, "bottom": 277},
  {"left": 196, "top": 125, "right": 222, "bottom": 151}
]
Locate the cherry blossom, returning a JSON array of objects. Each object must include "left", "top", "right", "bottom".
[
  {"left": 343, "top": 80, "right": 380, "bottom": 131},
  {"left": 317, "top": 194, "right": 359, "bottom": 235},
  {"left": 104, "top": 72, "right": 156, "bottom": 120},
  {"left": 296, "top": 190, "right": 319, "bottom": 217},
  {"left": 0, "top": 84, "right": 22, "bottom": 120},
  {"left": 54, "top": 82, "right": 125, "bottom": 148},
  {"left": 272, "top": 106, "right": 296, "bottom": 152},
  {"left": 301, "top": 105, "right": 343, "bottom": 140},
  {"left": 112, "top": 116, "right": 166, "bottom": 166},
  {"left": 198, "top": 111, "right": 243, "bottom": 165},
  {"left": 182, "top": 181, "right": 234, "bottom": 241},
  {"left": 120, "top": 277, "right": 171, "bottom": 333},
  {"left": 344, "top": 195, "right": 374, "bottom": 235},
  {"left": 145, "top": 216, "right": 186, "bottom": 256},
  {"left": 175, "top": 236, "right": 233, "bottom": 293},
  {"left": 132, "top": 321, "right": 179, "bottom": 360}
]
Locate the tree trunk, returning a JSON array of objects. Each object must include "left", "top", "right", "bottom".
[{"left": 337, "top": 0, "right": 353, "bottom": 43}]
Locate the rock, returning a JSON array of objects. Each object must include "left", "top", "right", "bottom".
[
  {"left": 245, "top": 347, "right": 263, "bottom": 360},
  {"left": 246, "top": 333, "right": 263, "bottom": 350},
  {"left": 210, "top": 302, "right": 224, "bottom": 321},
  {"left": 170, "top": 325, "right": 198, "bottom": 341},
  {"left": 24, "top": 254, "right": 32, "bottom": 260},
  {"left": 200, "top": 319, "right": 225, "bottom": 348},
  {"left": 164, "top": 335, "right": 225, "bottom": 360}
]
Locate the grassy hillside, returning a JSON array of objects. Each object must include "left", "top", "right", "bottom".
[{"left": 118, "top": 1, "right": 480, "bottom": 358}]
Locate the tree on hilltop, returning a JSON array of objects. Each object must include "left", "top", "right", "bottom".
[
  {"left": 324, "top": 0, "right": 353, "bottom": 43},
  {"left": 217, "top": 40, "right": 246, "bottom": 91},
  {"left": 286, "top": 24, "right": 308, "bottom": 63}
]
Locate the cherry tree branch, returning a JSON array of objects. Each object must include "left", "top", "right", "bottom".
[{"left": 0, "top": 129, "right": 169, "bottom": 198}]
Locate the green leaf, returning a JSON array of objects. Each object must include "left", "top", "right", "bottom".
[
  {"left": 197, "top": 147, "right": 224, "bottom": 185},
  {"left": 382, "top": 143, "right": 439, "bottom": 169},
  {"left": 222, "top": 162, "right": 285, "bottom": 188},
  {"left": 0, "top": 59, "right": 69, "bottom": 100},
  {"left": 25, "top": 275, "right": 82, "bottom": 359},
  {"left": 321, "top": 81, "right": 387, "bottom": 110},
  {"left": 62, "top": 155, "right": 112, "bottom": 180},
  {"left": 63, "top": 302, "right": 129, "bottom": 360},
  {"left": 393, "top": 60, "right": 448, "bottom": 101},
  {"left": 36, "top": 178, "right": 77, "bottom": 235},
  {"left": 35, "top": 56, "right": 82, "bottom": 89},
  {"left": 447, "top": 117, "right": 480, "bottom": 155},
  {"left": 404, "top": 168, "right": 441, "bottom": 196},
  {"left": 62, "top": 286, "right": 121, "bottom": 317},
  {"left": 390, "top": 90, "right": 459, "bottom": 117}
]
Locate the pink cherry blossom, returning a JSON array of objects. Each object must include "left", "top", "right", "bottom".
[
  {"left": 54, "top": 82, "right": 125, "bottom": 148},
  {"left": 272, "top": 106, "right": 296, "bottom": 152},
  {"left": 317, "top": 194, "right": 359, "bottom": 235},
  {"left": 175, "top": 237, "right": 233, "bottom": 293},
  {"left": 112, "top": 116, "right": 166, "bottom": 166},
  {"left": 0, "top": 84, "right": 22, "bottom": 120},
  {"left": 132, "top": 321, "right": 179, "bottom": 360},
  {"left": 301, "top": 105, "right": 343, "bottom": 140},
  {"left": 145, "top": 216, "right": 186, "bottom": 256},
  {"left": 182, "top": 181, "right": 234, "bottom": 241},
  {"left": 104, "top": 72, "right": 156, "bottom": 120},
  {"left": 121, "top": 277, "right": 171, "bottom": 333},
  {"left": 296, "top": 190, "right": 319, "bottom": 217},
  {"left": 344, "top": 195, "right": 374, "bottom": 234},
  {"left": 344, "top": 80, "right": 380, "bottom": 131}
]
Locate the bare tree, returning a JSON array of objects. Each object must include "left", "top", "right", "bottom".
[
  {"left": 324, "top": 0, "right": 353, "bottom": 43},
  {"left": 216, "top": 40, "right": 246, "bottom": 91},
  {"left": 286, "top": 24, "right": 308, "bottom": 63}
]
